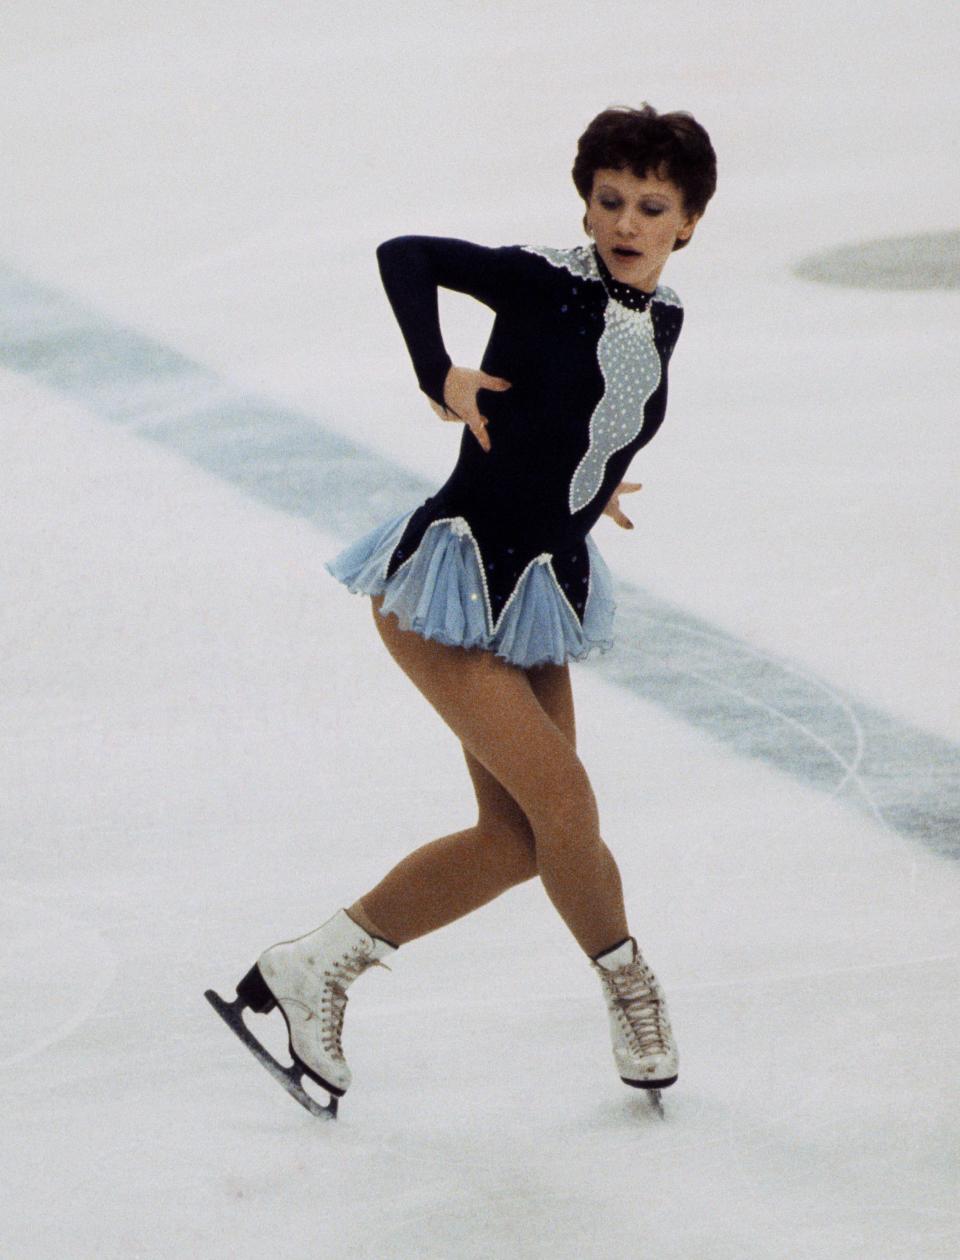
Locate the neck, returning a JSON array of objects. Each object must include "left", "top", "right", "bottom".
[{"left": 592, "top": 245, "right": 656, "bottom": 310}]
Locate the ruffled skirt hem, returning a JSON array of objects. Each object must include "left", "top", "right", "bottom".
[{"left": 325, "top": 508, "right": 617, "bottom": 669}]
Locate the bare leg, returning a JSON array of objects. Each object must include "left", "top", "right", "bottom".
[
  {"left": 350, "top": 597, "right": 628, "bottom": 957},
  {"left": 350, "top": 739, "right": 538, "bottom": 944}
]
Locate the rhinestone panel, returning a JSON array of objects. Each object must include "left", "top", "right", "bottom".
[
  {"left": 521, "top": 244, "right": 683, "bottom": 513},
  {"left": 569, "top": 300, "right": 661, "bottom": 513}
]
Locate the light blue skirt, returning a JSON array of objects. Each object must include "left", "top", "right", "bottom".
[{"left": 325, "top": 508, "right": 617, "bottom": 669}]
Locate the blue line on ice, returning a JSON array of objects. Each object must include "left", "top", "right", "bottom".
[{"left": 2, "top": 262, "right": 957, "bottom": 856}]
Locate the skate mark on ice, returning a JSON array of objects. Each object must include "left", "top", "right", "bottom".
[
  {"left": 0, "top": 888, "right": 116, "bottom": 1069},
  {"left": 640, "top": 618, "right": 887, "bottom": 828},
  {"left": 1, "top": 261, "right": 958, "bottom": 856},
  {"left": 591, "top": 589, "right": 960, "bottom": 853}
]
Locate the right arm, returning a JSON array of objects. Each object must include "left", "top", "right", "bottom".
[{"left": 376, "top": 235, "right": 519, "bottom": 412}]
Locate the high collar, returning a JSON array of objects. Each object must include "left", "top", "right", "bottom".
[{"left": 592, "top": 244, "right": 656, "bottom": 311}]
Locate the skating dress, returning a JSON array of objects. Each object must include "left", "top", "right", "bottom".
[{"left": 325, "top": 236, "right": 684, "bottom": 668}]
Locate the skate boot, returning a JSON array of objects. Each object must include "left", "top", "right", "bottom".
[
  {"left": 236, "top": 909, "right": 395, "bottom": 1098},
  {"left": 591, "top": 937, "right": 678, "bottom": 1093}
]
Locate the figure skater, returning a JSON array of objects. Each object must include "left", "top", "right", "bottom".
[{"left": 206, "top": 104, "right": 718, "bottom": 1118}]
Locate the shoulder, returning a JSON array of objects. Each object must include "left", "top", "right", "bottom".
[
  {"left": 650, "top": 284, "right": 684, "bottom": 358},
  {"left": 518, "top": 243, "right": 601, "bottom": 282},
  {"left": 652, "top": 284, "right": 683, "bottom": 309}
]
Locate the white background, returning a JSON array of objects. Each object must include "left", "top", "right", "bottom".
[{"left": 1, "top": 3, "right": 958, "bottom": 1257}]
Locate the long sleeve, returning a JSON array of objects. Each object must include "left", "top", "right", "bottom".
[{"left": 376, "top": 235, "right": 521, "bottom": 407}]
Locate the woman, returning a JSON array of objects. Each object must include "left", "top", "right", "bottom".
[{"left": 209, "top": 104, "right": 717, "bottom": 1117}]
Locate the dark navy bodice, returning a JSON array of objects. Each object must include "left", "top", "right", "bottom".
[{"left": 376, "top": 236, "right": 684, "bottom": 628}]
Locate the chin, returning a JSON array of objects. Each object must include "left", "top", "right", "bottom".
[{"left": 610, "top": 258, "right": 656, "bottom": 289}]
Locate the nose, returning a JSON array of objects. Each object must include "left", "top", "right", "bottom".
[{"left": 615, "top": 207, "right": 640, "bottom": 236}]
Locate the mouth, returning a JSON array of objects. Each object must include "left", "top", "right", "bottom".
[{"left": 612, "top": 246, "right": 642, "bottom": 259}]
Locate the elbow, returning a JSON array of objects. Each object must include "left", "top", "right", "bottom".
[
  {"left": 376, "top": 235, "right": 417, "bottom": 264},
  {"left": 375, "top": 236, "right": 409, "bottom": 280},
  {"left": 377, "top": 234, "right": 436, "bottom": 263}
]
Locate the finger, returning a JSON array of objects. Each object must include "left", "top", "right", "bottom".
[
  {"left": 605, "top": 501, "right": 633, "bottom": 528},
  {"left": 620, "top": 481, "right": 643, "bottom": 494},
  {"left": 470, "top": 418, "right": 491, "bottom": 452},
  {"left": 480, "top": 373, "right": 512, "bottom": 391}
]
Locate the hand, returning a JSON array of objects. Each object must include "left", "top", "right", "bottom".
[
  {"left": 602, "top": 480, "right": 643, "bottom": 529},
  {"left": 428, "top": 365, "right": 512, "bottom": 453}
]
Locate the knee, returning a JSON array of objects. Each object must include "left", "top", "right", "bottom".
[
  {"left": 478, "top": 818, "right": 538, "bottom": 886},
  {"left": 524, "top": 766, "right": 599, "bottom": 876},
  {"left": 527, "top": 760, "right": 599, "bottom": 851}
]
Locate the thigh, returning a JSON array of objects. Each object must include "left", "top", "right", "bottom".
[
  {"left": 459, "top": 742, "right": 528, "bottom": 835},
  {"left": 462, "top": 664, "right": 575, "bottom": 834},
  {"left": 525, "top": 661, "right": 576, "bottom": 749},
  {"left": 370, "top": 597, "right": 588, "bottom": 826}
]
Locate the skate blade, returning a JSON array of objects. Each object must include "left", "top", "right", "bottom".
[
  {"left": 204, "top": 988, "right": 339, "bottom": 1121},
  {"left": 647, "top": 1089, "right": 665, "bottom": 1119},
  {"left": 620, "top": 1075, "right": 677, "bottom": 1120}
]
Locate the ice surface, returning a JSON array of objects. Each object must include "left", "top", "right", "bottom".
[{"left": 1, "top": 3, "right": 958, "bottom": 1258}]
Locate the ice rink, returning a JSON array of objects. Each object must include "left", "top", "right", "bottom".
[{"left": 2, "top": 3, "right": 958, "bottom": 1257}]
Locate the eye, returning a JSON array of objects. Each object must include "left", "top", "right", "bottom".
[
  {"left": 599, "top": 198, "right": 621, "bottom": 211},
  {"left": 642, "top": 205, "right": 666, "bottom": 216}
]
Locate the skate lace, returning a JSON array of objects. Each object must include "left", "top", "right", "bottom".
[
  {"left": 317, "top": 946, "right": 390, "bottom": 1059},
  {"left": 605, "top": 960, "right": 670, "bottom": 1058}
]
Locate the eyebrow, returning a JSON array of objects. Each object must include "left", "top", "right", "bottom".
[{"left": 595, "top": 185, "right": 673, "bottom": 203}]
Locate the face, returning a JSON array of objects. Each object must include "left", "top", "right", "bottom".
[{"left": 586, "top": 166, "right": 699, "bottom": 292}]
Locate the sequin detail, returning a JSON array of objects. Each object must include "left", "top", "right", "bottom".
[
  {"left": 568, "top": 301, "right": 661, "bottom": 513},
  {"left": 521, "top": 242, "right": 599, "bottom": 281},
  {"left": 326, "top": 507, "right": 617, "bottom": 667},
  {"left": 520, "top": 243, "right": 681, "bottom": 308},
  {"left": 387, "top": 516, "right": 584, "bottom": 634},
  {"left": 652, "top": 284, "right": 682, "bottom": 308},
  {"left": 388, "top": 515, "right": 491, "bottom": 622},
  {"left": 521, "top": 244, "right": 683, "bottom": 513}
]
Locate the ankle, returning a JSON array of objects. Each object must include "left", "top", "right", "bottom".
[
  {"left": 346, "top": 901, "right": 401, "bottom": 950},
  {"left": 591, "top": 936, "right": 636, "bottom": 969}
]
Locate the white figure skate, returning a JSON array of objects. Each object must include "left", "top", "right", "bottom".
[
  {"left": 592, "top": 937, "right": 678, "bottom": 1117},
  {"left": 205, "top": 910, "right": 395, "bottom": 1120}
]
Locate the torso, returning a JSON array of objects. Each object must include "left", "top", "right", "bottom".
[{"left": 379, "top": 240, "right": 684, "bottom": 628}]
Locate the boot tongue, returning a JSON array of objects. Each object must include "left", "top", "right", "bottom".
[{"left": 594, "top": 938, "right": 636, "bottom": 971}]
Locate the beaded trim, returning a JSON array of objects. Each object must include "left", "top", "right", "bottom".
[
  {"left": 387, "top": 514, "right": 586, "bottom": 634},
  {"left": 520, "top": 243, "right": 682, "bottom": 309},
  {"left": 652, "top": 283, "right": 682, "bottom": 308},
  {"left": 496, "top": 546, "right": 583, "bottom": 631},
  {"left": 520, "top": 242, "right": 599, "bottom": 281},
  {"left": 568, "top": 299, "right": 662, "bottom": 513},
  {"left": 520, "top": 244, "right": 682, "bottom": 514}
]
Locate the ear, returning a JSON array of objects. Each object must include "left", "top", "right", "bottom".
[{"left": 676, "top": 211, "right": 701, "bottom": 244}]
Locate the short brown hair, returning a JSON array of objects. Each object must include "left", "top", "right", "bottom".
[{"left": 573, "top": 104, "right": 717, "bottom": 250}]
